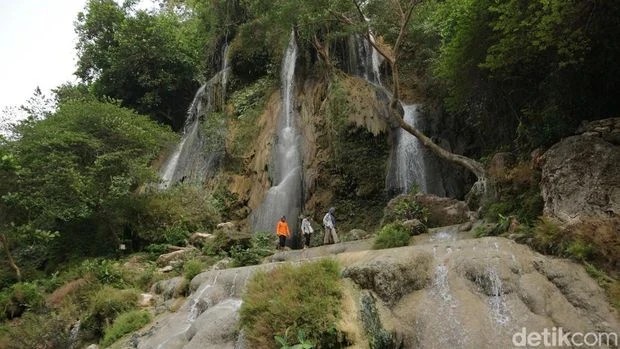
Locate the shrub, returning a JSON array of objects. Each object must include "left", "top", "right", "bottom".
[
  {"left": 230, "top": 232, "right": 275, "bottom": 267},
  {"left": 240, "top": 259, "right": 343, "bottom": 348},
  {"left": 80, "top": 259, "right": 125, "bottom": 287},
  {"left": 373, "top": 223, "right": 411, "bottom": 250},
  {"left": 0, "top": 282, "right": 45, "bottom": 320},
  {"left": 183, "top": 259, "right": 204, "bottom": 281},
  {"left": 82, "top": 286, "right": 139, "bottom": 338},
  {"left": 382, "top": 195, "right": 429, "bottom": 226},
  {"left": 100, "top": 310, "right": 152, "bottom": 347},
  {"left": 132, "top": 184, "right": 220, "bottom": 244},
  {"left": 0, "top": 311, "right": 74, "bottom": 349}
]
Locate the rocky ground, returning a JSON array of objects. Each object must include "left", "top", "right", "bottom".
[{"left": 113, "top": 224, "right": 620, "bottom": 349}]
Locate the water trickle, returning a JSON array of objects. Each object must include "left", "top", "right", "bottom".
[
  {"left": 431, "top": 229, "right": 456, "bottom": 242},
  {"left": 428, "top": 262, "right": 470, "bottom": 347},
  {"left": 251, "top": 30, "right": 303, "bottom": 232},
  {"left": 486, "top": 267, "right": 511, "bottom": 326}
]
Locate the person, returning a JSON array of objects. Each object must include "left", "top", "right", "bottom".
[
  {"left": 322, "top": 207, "right": 339, "bottom": 244},
  {"left": 300, "top": 216, "right": 314, "bottom": 248},
  {"left": 276, "top": 216, "right": 290, "bottom": 250}
]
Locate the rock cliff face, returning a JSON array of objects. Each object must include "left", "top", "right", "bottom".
[
  {"left": 541, "top": 117, "right": 620, "bottom": 223},
  {"left": 123, "top": 227, "right": 619, "bottom": 349}
]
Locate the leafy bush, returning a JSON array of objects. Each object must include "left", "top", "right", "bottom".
[
  {"left": 82, "top": 286, "right": 139, "bottom": 338},
  {"left": 80, "top": 259, "right": 125, "bottom": 287},
  {"left": 373, "top": 223, "right": 411, "bottom": 250},
  {"left": 240, "top": 259, "right": 343, "bottom": 348},
  {"left": 382, "top": 195, "right": 429, "bottom": 226},
  {"left": 0, "top": 282, "right": 45, "bottom": 320},
  {"left": 0, "top": 311, "right": 74, "bottom": 349},
  {"left": 101, "top": 310, "right": 152, "bottom": 347},
  {"left": 230, "top": 232, "right": 275, "bottom": 267},
  {"left": 183, "top": 259, "right": 204, "bottom": 281},
  {"left": 132, "top": 184, "right": 221, "bottom": 245},
  {"left": 474, "top": 214, "right": 512, "bottom": 238}
]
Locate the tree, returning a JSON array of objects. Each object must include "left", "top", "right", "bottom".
[
  {"left": 75, "top": 0, "right": 201, "bottom": 130},
  {"left": 2, "top": 100, "right": 175, "bottom": 260},
  {"left": 349, "top": 0, "right": 488, "bottom": 185}
]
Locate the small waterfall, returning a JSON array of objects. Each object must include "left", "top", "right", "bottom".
[
  {"left": 158, "top": 44, "right": 230, "bottom": 189},
  {"left": 347, "top": 32, "right": 437, "bottom": 196},
  {"left": 486, "top": 267, "right": 511, "bottom": 326},
  {"left": 251, "top": 30, "right": 303, "bottom": 233},
  {"left": 427, "top": 259, "right": 470, "bottom": 347},
  {"left": 346, "top": 33, "right": 382, "bottom": 84},
  {"left": 390, "top": 104, "right": 429, "bottom": 193}
]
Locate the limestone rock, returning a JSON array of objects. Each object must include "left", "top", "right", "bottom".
[
  {"left": 151, "top": 276, "right": 188, "bottom": 300},
  {"left": 156, "top": 248, "right": 197, "bottom": 267},
  {"left": 342, "top": 252, "right": 432, "bottom": 305},
  {"left": 541, "top": 131, "right": 620, "bottom": 223},
  {"left": 413, "top": 193, "right": 471, "bottom": 227}
]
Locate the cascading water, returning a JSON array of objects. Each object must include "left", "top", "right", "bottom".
[
  {"left": 159, "top": 44, "right": 230, "bottom": 189},
  {"left": 391, "top": 104, "right": 429, "bottom": 193},
  {"left": 347, "top": 31, "right": 439, "bottom": 196},
  {"left": 251, "top": 30, "right": 302, "bottom": 233}
]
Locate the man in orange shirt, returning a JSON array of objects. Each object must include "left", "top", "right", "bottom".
[{"left": 276, "top": 216, "right": 290, "bottom": 250}]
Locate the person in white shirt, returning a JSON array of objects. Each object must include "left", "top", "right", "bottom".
[
  {"left": 300, "top": 216, "right": 314, "bottom": 248},
  {"left": 322, "top": 207, "right": 339, "bottom": 244}
]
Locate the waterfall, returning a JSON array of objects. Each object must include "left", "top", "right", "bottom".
[
  {"left": 389, "top": 104, "right": 429, "bottom": 193},
  {"left": 251, "top": 30, "right": 302, "bottom": 233},
  {"left": 158, "top": 44, "right": 230, "bottom": 189},
  {"left": 346, "top": 31, "right": 437, "bottom": 195}
]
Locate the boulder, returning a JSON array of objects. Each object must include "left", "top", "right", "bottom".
[
  {"left": 151, "top": 276, "right": 188, "bottom": 300},
  {"left": 189, "top": 232, "right": 214, "bottom": 248},
  {"left": 541, "top": 120, "right": 620, "bottom": 223},
  {"left": 402, "top": 219, "right": 427, "bottom": 236},
  {"left": 156, "top": 247, "right": 197, "bottom": 267},
  {"left": 342, "top": 252, "right": 432, "bottom": 305},
  {"left": 413, "top": 193, "right": 472, "bottom": 227}
]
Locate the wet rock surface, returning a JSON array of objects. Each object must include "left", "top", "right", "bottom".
[{"left": 119, "top": 232, "right": 619, "bottom": 349}]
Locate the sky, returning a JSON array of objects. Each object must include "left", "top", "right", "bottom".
[
  {"left": 0, "top": 0, "right": 86, "bottom": 116},
  {"left": 0, "top": 0, "right": 157, "bottom": 124}
]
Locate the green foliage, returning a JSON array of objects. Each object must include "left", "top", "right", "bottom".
[
  {"left": 183, "top": 258, "right": 204, "bottom": 281},
  {"left": 80, "top": 259, "right": 125, "bottom": 287},
  {"left": 240, "top": 259, "right": 342, "bottom": 348},
  {"left": 131, "top": 184, "right": 220, "bottom": 245},
  {"left": 101, "top": 310, "right": 151, "bottom": 347},
  {"left": 0, "top": 282, "right": 45, "bottom": 320},
  {"left": 2, "top": 100, "right": 174, "bottom": 260},
  {"left": 229, "top": 232, "right": 275, "bottom": 267},
  {"left": 403, "top": 0, "right": 620, "bottom": 153},
  {"left": 373, "top": 223, "right": 411, "bottom": 250},
  {"left": 76, "top": 0, "right": 201, "bottom": 129},
  {"left": 227, "top": 77, "right": 276, "bottom": 159},
  {"left": 474, "top": 215, "right": 511, "bottom": 238},
  {"left": 275, "top": 329, "right": 315, "bottom": 349},
  {"left": 236, "top": 0, "right": 356, "bottom": 78},
  {"left": 394, "top": 198, "right": 428, "bottom": 224},
  {"left": 82, "top": 286, "right": 139, "bottom": 338},
  {"left": 0, "top": 311, "right": 74, "bottom": 349}
]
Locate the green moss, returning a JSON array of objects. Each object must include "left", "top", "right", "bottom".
[{"left": 318, "top": 77, "right": 390, "bottom": 233}]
